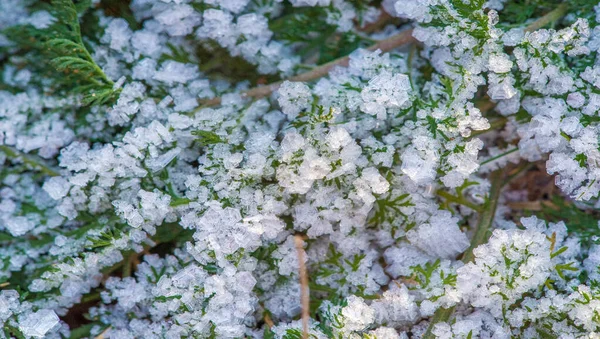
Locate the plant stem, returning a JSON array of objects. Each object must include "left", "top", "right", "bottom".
[
  {"left": 437, "top": 190, "right": 483, "bottom": 212},
  {"left": 479, "top": 148, "right": 518, "bottom": 166},
  {"left": 423, "top": 170, "right": 503, "bottom": 339},
  {"left": 0, "top": 145, "right": 60, "bottom": 177},
  {"left": 199, "top": 29, "right": 415, "bottom": 107},
  {"left": 427, "top": 172, "right": 503, "bottom": 333},
  {"left": 294, "top": 235, "right": 310, "bottom": 339},
  {"left": 524, "top": 3, "right": 569, "bottom": 33},
  {"left": 461, "top": 170, "right": 503, "bottom": 263}
]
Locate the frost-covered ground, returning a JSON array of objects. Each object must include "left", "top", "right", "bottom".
[{"left": 1, "top": 0, "right": 600, "bottom": 338}]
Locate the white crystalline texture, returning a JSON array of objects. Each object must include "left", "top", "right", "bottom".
[
  {"left": 131, "top": 30, "right": 161, "bottom": 57},
  {"left": 289, "top": 0, "right": 331, "bottom": 6},
  {"left": 104, "top": 18, "right": 132, "bottom": 51},
  {"left": 18, "top": 309, "right": 59, "bottom": 338},
  {"left": 456, "top": 226, "right": 554, "bottom": 317},
  {"left": 341, "top": 296, "right": 375, "bottom": 331},
  {"left": 384, "top": 244, "right": 433, "bottom": 278},
  {"left": 372, "top": 285, "right": 419, "bottom": 326},
  {"left": 488, "top": 54, "right": 513, "bottom": 73},
  {"left": 154, "top": 4, "right": 200, "bottom": 36},
  {"left": 153, "top": 61, "right": 199, "bottom": 85},
  {"left": 5, "top": 216, "right": 35, "bottom": 237},
  {"left": 361, "top": 71, "right": 411, "bottom": 120},
  {"left": 400, "top": 134, "right": 439, "bottom": 186},
  {"left": 487, "top": 73, "right": 517, "bottom": 100},
  {"left": 567, "top": 92, "right": 586, "bottom": 108},
  {"left": 277, "top": 81, "right": 313, "bottom": 120},
  {"left": 146, "top": 148, "right": 181, "bottom": 172},
  {"left": 280, "top": 131, "right": 306, "bottom": 160},
  {"left": 442, "top": 139, "right": 484, "bottom": 188},
  {"left": 204, "top": 0, "right": 251, "bottom": 13},
  {"left": 406, "top": 210, "right": 469, "bottom": 259},
  {"left": 42, "top": 176, "right": 71, "bottom": 200},
  {"left": 361, "top": 167, "right": 390, "bottom": 194},
  {"left": 393, "top": 0, "right": 431, "bottom": 21},
  {"left": 584, "top": 245, "right": 600, "bottom": 282},
  {"left": 326, "top": 127, "right": 353, "bottom": 150}
]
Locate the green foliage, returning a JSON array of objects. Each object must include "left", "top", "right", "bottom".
[
  {"left": 411, "top": 260, "right": 454, "bottom": 287},
  {"left": 47, "top": 0, "right": 118, "bottom": 105},
  {"left": 369, "top": 192, "right": 414, "bottom": 232},
  {"left": 3, "top": 325, "right": 26, "bottom": 339},
  {"left": 426, "top": 0, "right": 489, "bottom": 45},
  {"left": 500, "top": 0, "right": 562, "bottom": 27},
  {"left": 500, "top": 0, "right": 599, "bottom": 29},
  {"left": 86, "top": 227, "right": 123, "bottom": 249},
  {"left": 2, "top": 0, "right": 118, "bottom": 106},
  {"left": 191, "top": 130, "right": 225, "bottom": 145},
  {"left": 270, "top": 6, "right": 368, "bottom": 64}
]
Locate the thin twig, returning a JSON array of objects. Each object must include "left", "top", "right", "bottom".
[
  {"left": 264, "top": 311, "right": 275, "bottom": 328},
  {"left": 294, "top": 235, "right": 310, "bottom": 339},
  {"left": 200, "top": 29, "right": 415, "bottom": 107},
  {"left": 524, "top": 3, "right": 569, "bottom": 33}
]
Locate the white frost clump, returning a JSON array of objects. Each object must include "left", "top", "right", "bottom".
[
  {"left": 42, "top": 177, "right": 71, "bottom": 200},
  {"left": 277, "top": 81, "right": 313, "bottom": 120},
  {"left": 153, "top": 61, "right": 199, "bottom": 85},
  {"left": 457, "top": 226, "right": 554, "bottom": 316},
  {"left": 407, "top": 210, "right": 469, "bottom": 259},
  {"left": 340, "top": 296, "right": 376, "bottom": 332},
  {"left": 360, "top": 71, "right": 411, "bottom": 120},
  {"left": 18, "top": 310, "right": 59, "bottom": 338}
]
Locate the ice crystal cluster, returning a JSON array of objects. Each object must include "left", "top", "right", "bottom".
[{"left": 3, "top": 0, "right": 600, "bottom": 338}]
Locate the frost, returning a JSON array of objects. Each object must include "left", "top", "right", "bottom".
[
  {"left": 43, "top": 177, "right": 71, "bottom": 200},
  {"left": 3, "top": 0, "right": 600, "bottom": 337},
  {"left": 360, "top": 71, "right": 411, "bottom": 119},
  {"left": 153, "top": 61, "right": 199, "bottom": 84},
  {"left": 407, "top": 210, "right": 469, "bottom": 258},
  {"left": 277, "top": 81, "right": 313, "bottom": 120},
  {"left": 18, "top": 310, "right": 59, "bottom": 338}
]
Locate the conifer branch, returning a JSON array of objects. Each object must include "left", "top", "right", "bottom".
[
  {"left": 47, "top": 0, "right": 118, "bottom": 106},
  {"left": 199, "top": 29, "right": 415, "bottom": 107}
]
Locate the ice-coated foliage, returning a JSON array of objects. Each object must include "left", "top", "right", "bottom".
[{"left": 2, "top": 0, "right": 600, "bottom": 338}]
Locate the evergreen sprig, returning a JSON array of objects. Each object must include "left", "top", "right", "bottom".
[{"left": 47, "top": 0, "right": 118, "bottom": 105}]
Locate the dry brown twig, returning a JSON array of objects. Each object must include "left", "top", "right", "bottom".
[
  {"left": 294, "top": 234, "right": 310, "bottom": 339},
  {"left": 200, "top": 28, "right": 416, "bottom": 107}
]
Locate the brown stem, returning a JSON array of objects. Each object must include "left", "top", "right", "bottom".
[
  {"left": 200, "top": 29, "right": 415, "bottom": 107},
  {"left": 294, "top": 235, "right": 310, "bottom": 339}
]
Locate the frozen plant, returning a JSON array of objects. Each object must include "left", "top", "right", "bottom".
[{"left": 1, "top": 0, "right": 600, "bottom": 338}]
